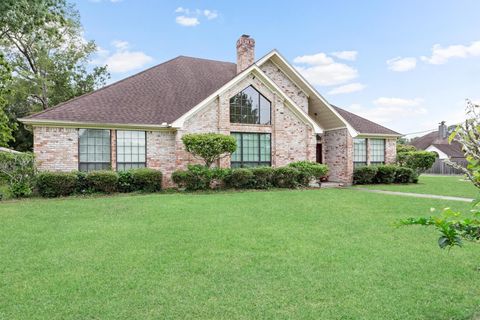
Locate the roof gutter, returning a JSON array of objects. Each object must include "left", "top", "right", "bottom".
[{"left": 18, "top": 118, "right": 175, "bottom": 131}]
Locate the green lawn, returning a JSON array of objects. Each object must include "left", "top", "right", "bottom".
[
  {"left": 1, "top": 189, "right": 479, "bottom": 319},
  {"left": 354, "top": 175, "right": 479, "bottom": 199}
]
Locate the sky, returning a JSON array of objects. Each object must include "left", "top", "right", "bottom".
[{"left": 74, "top": 0, "right": 480, "bottom": 136}]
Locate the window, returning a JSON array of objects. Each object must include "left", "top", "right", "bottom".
[
  {"left": 79, "top": 129, "right": 111, "bottom": 171},
  {"left": 230, "top": 85, "right": 271, "bottom": 125},
  {"left": 370, "top": 139, "right": 385, "bottom": 165},
  {"left": 231, "top": 133, "right": 271, "bottom": 168},
  {"left": 116, "top": 130, "right": 146, "bottom": 171},
  {"left": 353, "top": 138, "right": 367, "bottom": 168}
]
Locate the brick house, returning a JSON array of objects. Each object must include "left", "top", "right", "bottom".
[{"left": 20, "top": 35, "right": 401, "bottom": 186}]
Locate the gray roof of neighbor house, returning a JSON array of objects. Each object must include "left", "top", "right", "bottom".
[
  {"left": 411, "top": 131, "right": 465, "bottom": 158},
  {"left": 332, "top": 106, "right": 401, "bottom": 136},
  {"left": 24, "top": 56, "right": 237, "bottom": 125}
]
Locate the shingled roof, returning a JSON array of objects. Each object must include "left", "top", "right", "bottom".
[
  {"left": 332, "top": 106, "right": 401, "bottom": 136},
  {"left": 24, "top": 56, "right": 237, "bottom": 125},
  {"left": 411, "top": 131, "right": 465, "bottom": 158}
]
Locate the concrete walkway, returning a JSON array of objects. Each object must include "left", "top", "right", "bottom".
[{"left": 352, "top": 188, "right": 474, "bottom": 202}]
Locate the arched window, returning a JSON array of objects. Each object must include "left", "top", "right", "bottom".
[{"left": 230, "top": 85, "right": 271, "bottom": 125}]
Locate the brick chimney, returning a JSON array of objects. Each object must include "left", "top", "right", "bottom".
[
  {"left": 438, "top": 121, "right": 448, "bottom": 139},
  {"left": 236, "top": 35, "right": 255, "bottom": 74}
]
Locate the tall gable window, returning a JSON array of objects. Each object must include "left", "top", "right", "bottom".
[
  {"left": 230, "top": 85, "right": 271, "bottom": 125},
  {"left": 116, "top": 130, "right": 146, "bottom": 171},
  {"left": 79, "top": 129, "right": 111, "bottom": 171}
]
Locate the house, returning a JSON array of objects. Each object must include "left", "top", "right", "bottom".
[
  {"left": 19, "top": 35, "right": 401, "bottom": 186},
  {"left": 411, "top": 121, "right": 466, "bottom": 163}
]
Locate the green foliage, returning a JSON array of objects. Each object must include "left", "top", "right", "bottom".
[
  {"left": 172, "top": 165, "right": 214, "bottom": 191},
  {"left": 130, "top": 168, "right": 162, "bottom": 192},
  {"left": 116, "top": 170, "right": 134, "bottom": 193},
  {"left": 74, "top": 171, "right": 89, "bottom": 194},
  {"left": 353, "top": 166, "right": 378, "bottom": 184},
  {"left": 394, "top": 167, "right": 417, "bottom": 184},
  {"left": 396, "top": 144, "right": 416, "bottom": 154},
  {"left": 0, "top": 0, "right": 109, "bottom": 151},
  {"left": 272, "top": 167, "right": 300, "bottom": 188},
  {"left": 399, "top": 207, "right": 480, "bottom": 249},
  {"left": 397, "top": 151, "right": 436, "bottom": 173},
  {"left": 0, "top": 151, "right": 35, "bottom": 197},
  {"left": 225, "top": 168, "right": 254, "bottom": 189},
  {"left": 181, "top": 133, "right": 237, "bottom": 167},
  {"left": 35, "top": 171, "right": 77, "bottom": 197},
  {"left": 288, "top": 161, "right": 328, "bottom": 186},
  {"left": 374, "top": 165, "right": 397, "bottom": 184},
  {"left": 0, "top": 54, "right": 15, "bottom": 147},
  {"left": 250, "top": 167, "right": 274, "bottom": 189},
  {"left": 86, "top": 170, "right": 118, "bottom": 193}
]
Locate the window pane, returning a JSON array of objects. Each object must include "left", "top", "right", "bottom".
[
  {"left": 116, "top": 130, "right": 146, "bottom": 171},
  {"left": 353, "top": 138, "right": 367, "bottom": 164},
  {"left": 229, "top": 85, "right": 271, "bottom": 125},
  {"left": 79, "top": 129, "right": 111, "bottom": 171},
  {"left": 370, "top": 139, "right": 385, "bottom": 163},
  {"left": 230, "top": 133, "right": 271, "bottom": 168}
]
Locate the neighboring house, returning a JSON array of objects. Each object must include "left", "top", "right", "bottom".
[
  {"left": 411, "top": 121, "right": 465, "bottom": 162},
  {"left": 20, "top": 35, "right": 401, "bottom": 186}
]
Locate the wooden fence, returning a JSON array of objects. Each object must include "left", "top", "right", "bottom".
[{"left": 424, "top": 158, "right": 468, "bottom": 175}]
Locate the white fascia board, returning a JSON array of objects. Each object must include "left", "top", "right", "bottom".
[
  {"left": 256, "top": 50, "right": 358, "bottom": 137},
  {"left": 171, "top": 65, "right": 323, "bottom": 134}
]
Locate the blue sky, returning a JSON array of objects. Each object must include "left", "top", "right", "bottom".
[{"left": 75, "top": 0, "right": 480, "bottom": 136}]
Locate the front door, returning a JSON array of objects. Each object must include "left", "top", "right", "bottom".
[{"left": 316, "top": 144, "right": 323, "bottom": 163}]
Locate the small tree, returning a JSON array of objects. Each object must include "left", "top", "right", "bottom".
[
  {"left": 182, "top": 133, "right": 237, "bottom": 168},
  {"left": 397, "top": 151, "right": 436, "bottom": 174},
  {"left": 399, "top": 100, "right": 480, "bottom": 248}
]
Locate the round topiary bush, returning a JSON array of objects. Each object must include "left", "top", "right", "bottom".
[{"left": 86, "top": 170, "right": 118, "bottom": 193}]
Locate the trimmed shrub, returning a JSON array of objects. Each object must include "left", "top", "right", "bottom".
[
  {"left": 117, "top": 170, "right": 134, "bottom": 193},
  {"left": 74, "top": 171, "right": 89, "bottom": 194},
  {"left": 181, "top": 133, "right": 237, "bottom": 167},
  {"left": 397, "top": 151, "right": 436, "bottom": 173},
  {"left": 288, "top": 161, "right": 329, "bottom": 187},
  {"left": 86, "top": 170, "right": 118, "bottom": 193},
  {"left": 353, "top": 166, "right": 378, "bottom": 184},
  {"left": 130, "top": 168, "right": 162, "bottom": 192},
  {"left": 394, "top": 167, "right": 417, "bottom": 184},
  {"left": 374, "top": 165, "right": 397, "bottom": 184},
  {"left": 225, "top": 168, "right": 254, "bottom": 189},
  {"left": 250, "top": 167, "right": 274, "bottom": 189},
  {"left": 172, "top": 165, "right": 212, "bottom": 191},
  {"left": 36, "top": 172, "right": 77, "bottom": 197},
  {"left": 273, "top": 167, "right": 300, "bottom": 188}
]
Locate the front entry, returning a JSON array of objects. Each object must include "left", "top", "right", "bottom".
[{"left": 316, "top": 144, "right": 323, "bottom": 163}]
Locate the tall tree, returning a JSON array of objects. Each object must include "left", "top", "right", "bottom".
[
  {"left": 0, "top": 53, "right": 15, "bottom": 147},
  {"left": 0, "top": 0, "right": 109, "bottom": 150}
]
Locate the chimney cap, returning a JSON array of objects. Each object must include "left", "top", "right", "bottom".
[{"left": 241, "top": 34, "right": 250, "bottom": 38}]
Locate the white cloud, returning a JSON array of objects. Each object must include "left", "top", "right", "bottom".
[
  {"left": 175, "top": 16, "right": 200, "bottom": 27},
  {"left": 421, "top": 41, "right": 480, "bottom": 64},
  {"left": 203, "top": 10, "right": 218, "bottom": 20},
  {"left": 92, "top": 40, "right": 154, "bottom": 73},
  {"left": 174, "top": 7, "right": 218, "bottom": 27},
  {"left": 373, "top": 97, "right": 424, "bottom": 107},
  {"left": 328, "top": 83, "right": 366, "bottom": 95},
  {"left": 293, "top": 52, "right": 358, "bottom": 86},
  {"left": 387, "top": 57, "right": 417, "bottom": 72},
  {"left": 331, "top": 51, "right": 358, "bottom": 61},
  {"left": 345, "top": 103, "right": 427, "bottom": 126}
]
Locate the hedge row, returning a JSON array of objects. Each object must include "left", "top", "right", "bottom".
[
  {"left": 172, "top": 161, "right": 329, "bottom": 191},
  {"left": 35, "top": 168, "right": 162, "bottom": 197},
  {"left": 353, "top": 165, "right": 418, "bottom": 185}
]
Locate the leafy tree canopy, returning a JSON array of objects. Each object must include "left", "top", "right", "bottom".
[{"left": 182, "top": 133, "right": 237, "bottom": 168}]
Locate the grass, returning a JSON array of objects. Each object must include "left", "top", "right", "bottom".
[
  {"left": 1, "top": 189, "right": 479, "bottom": 319},
  {"left": 354, "top": 174, "right": 479, "bottom": 199}
]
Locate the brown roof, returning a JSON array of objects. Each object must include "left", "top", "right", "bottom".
[
  {"left": 411, "top": 131, "right": 465, "bottom": 158},
  {"left": 25, "top": 56, "right": 237, "bottom": 125},
  {"left": 332, "top": 106, "right": 401, "bottom": 136}
]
